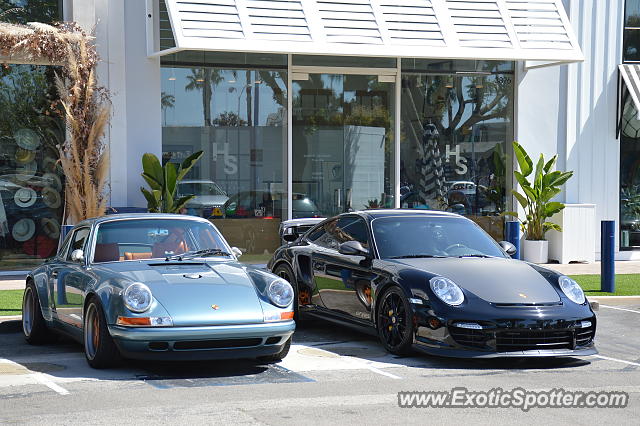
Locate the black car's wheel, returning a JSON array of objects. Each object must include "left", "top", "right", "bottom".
[
  {"left": 274, "top": 263, "right": 306, "bottom": 321},
  {"left": 377, "top": 286, "right": 414, "bottom": 355},
  {"left": 84, "top": 298, "right": 120, "bottom": 369},
  {"left": 258, "top": 336, "right": 291, "bottom": 363},
  {"left": 22, "top": 281, "right": 49, "bottom": 345}
]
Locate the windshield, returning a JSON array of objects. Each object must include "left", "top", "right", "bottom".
[
  {"left": 92, "top": 219, "right": 230, "bottom": 262},
  {"left": 178, "top": 182, "right": 226, "bottom": 196},
  {"left": 372, "top": 216, "right": 506, "bottom": 259}
]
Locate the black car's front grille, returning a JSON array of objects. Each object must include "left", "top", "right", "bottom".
[
  {"left": 173, "top": 338, "right": 262, "bottom": 350},
  {"left": 575, "top": 324, "right": 596, "bottom": 347},
  {"left": 496, "top": 329, "right": 573, "bottom": 351},
  {"left": 448, "top": 320, "right": 596, "bottom": 352},
  {"left": 449, "top": 327, "right": 491, "bottom": 349}
]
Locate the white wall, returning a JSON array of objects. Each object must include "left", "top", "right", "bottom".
[
  {"left": 69, "top": 0, "right": 162, "bottom": 208},
  {"left": 517, "top": 0, "right": 625, "bottom": 258}
]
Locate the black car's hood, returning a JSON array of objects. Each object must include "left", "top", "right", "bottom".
[{"left": 389, "top": 257, "right": 560, "bottom": 304}]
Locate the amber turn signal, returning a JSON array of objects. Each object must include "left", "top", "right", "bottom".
[
  {"left": 117, "top": 316, "right": 151, "bottom": 326},
  {"left": 280, "top": 311, "right": 294, "bottom": 320}
]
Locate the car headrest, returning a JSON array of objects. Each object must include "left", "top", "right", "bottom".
[{"left": 93, "top": 243, "right": 119, "bottom": 263}]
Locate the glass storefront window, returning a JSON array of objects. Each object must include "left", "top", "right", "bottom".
[
  {"left": 619, "top": 97, "right": 640, "bottom": 249},
  {"left": 0, "top": 1, "right": 63, "bottom": 271},
  {"left": 399, "top": 61, "right": 514, "bottom": 240},
  {"left": 161, "top": 53, "right": 287, "bottom": 262},
  {"left": 292, "top": 73, "right": 395, "bottom": 216},
  {"left": 624, "top": 0, "right": 640, "bottom": 62}
]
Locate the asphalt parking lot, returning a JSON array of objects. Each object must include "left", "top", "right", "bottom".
[{"left": 1, "top": 303, "right": 639, "bottom": 425}]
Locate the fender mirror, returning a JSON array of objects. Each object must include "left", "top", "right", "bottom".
[
  {"left": 499, "top": 241, "right": 517, "bottom": 256},
  {"left": 70, "top": 249, "right": 85, "bottom": 263}
]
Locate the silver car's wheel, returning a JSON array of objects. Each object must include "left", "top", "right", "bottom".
[
  {"left": 22, "top": 286, "right": 34, "bottom": 336},
  {"left": 84, "top": 303, "right": 100, "bottom": 360},
  {"left": 22, "top": 282, "right": 49, "bottom": 344},
  {"left": 83, "top": 299, "right": 120, "bottom": 369}
]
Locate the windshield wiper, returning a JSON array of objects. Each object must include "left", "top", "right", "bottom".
[
  {"left": 388, "top": 254, "right": 448, "bottom": 259},
  {"left": 457, "top": 254, "right": 492, "bottom": 258},
  {"left": 166, "top": 248, "right": 231, "bottom": 261}
]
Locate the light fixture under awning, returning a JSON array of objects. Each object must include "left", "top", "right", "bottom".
[{"left": 152, "top": 0, "right": 583, "bottom": 64}]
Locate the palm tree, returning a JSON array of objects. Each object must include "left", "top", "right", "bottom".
[
  {"left": 160, "top": 92, "right": 174, "bottom": 126},
  {"left": 184, "top": 68, "right": 222, "bottom": 126}
]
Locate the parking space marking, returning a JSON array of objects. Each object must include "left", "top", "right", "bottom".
[
  {"left": 365, "top": 365, "right": 402, "bottom": 379},
  {"left": 33, "top": 373, "right": 70, "bottom": 395},
  {"left": 600, "top": 305, "right": 640, "bottom": 314},
  {"left": 594, "top": 355, "right": 640, "bottom": 367}
]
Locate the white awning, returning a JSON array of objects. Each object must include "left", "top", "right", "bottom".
[
  {"left": 153, "top": 0, "right": 583, "bottom": 63},
  {"left": 619, "top": 64, "right": 640, "bottom": 120}
]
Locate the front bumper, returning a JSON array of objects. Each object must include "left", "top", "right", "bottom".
[
  {"left": 413, "top": 302, "right": 597, "bottom": 358},
  {"left": 108, "top": 320, "right": 295, "bottom": 361}
]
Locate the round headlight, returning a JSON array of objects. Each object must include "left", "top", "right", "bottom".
[
  {"left": 123, "top": 282, "right": 153, "bottom": 313},
  {"left": 429, "top": 276, "right": 464, "bottom": 306},
  {"left": 267, "top": 279, "right": 294, "bottom": 308},
  {"left": 558, "top": 276, "right": 585, "bottom": 304}
]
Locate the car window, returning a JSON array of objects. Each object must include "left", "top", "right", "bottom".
[
  {"left": 310, "top": 217, "right": 369, "bottom": 250},
  {"left": 65, "top": 228, "right": 90, "bottom": 261}
]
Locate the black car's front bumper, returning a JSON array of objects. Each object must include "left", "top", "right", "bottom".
[{"left": 412, "top": 301, "right": 597, "bottom": 358}]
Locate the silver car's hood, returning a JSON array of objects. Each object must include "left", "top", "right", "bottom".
[
  {"left": 390, "top": 257, "right": 560, "bottom": 304},
  {"left": 114, "top": 262, "right": 264, "bottom": 326}
]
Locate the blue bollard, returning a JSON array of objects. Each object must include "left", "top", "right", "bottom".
[
  {"left": 601, "top": 220, "right": 615, "bottom": 293},
  {"left": 505, "top": 220, "right": 520, "bottom": 260}
]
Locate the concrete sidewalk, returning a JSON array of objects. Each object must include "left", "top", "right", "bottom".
[
  {"left": 0, "top": 280, "right": 24, "bottom": 290},
  {"left": 542, "top": 261, "right": 640, "bottom": 275}
]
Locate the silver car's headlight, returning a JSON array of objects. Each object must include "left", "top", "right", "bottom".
[
  {"left": 429, "top": 276, "right": 464, "bottom": 306},
  {"left": 267, "top": 278, "right": 294, "bottom": 308},
  {"left": 558, "top": 276, "right": 585, "bottom": 304},
  {"left": 123, "top": 282, "right": 153, "bottom": 312}
]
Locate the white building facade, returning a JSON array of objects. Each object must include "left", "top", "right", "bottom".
[{"left": 0, "top": 0, "right": 636, "bottom": 269}]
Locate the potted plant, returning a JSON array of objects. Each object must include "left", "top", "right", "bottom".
[
  {"left": 505, "top": 141, "right": 573, "bottom": 263},
  {"left": 140, "top": 151, "right": 203, "bottom": 213}
]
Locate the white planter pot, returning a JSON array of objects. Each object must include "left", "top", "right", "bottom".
[{"left": 523, "top": 240, "right": 549, "bottom": 264}]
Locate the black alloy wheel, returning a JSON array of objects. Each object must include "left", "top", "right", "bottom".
[
  {"left": 22, "top": 281, "right": 49, "bottom": 344},
  {"left": 273, "top": 263, "right": 305, "bottom": 322},
  {"left": 377, "top": 287, "right": 414, "bottom": 355}
]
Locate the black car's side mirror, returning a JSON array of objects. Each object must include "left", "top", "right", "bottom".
[
  {"left": 499, "top": 241, "right": 517, "bottom": 256},
  {"left": 282, "top": 231, "right": 298, "bottom": 242},
  {"left": 338, "top": 240, "right": 369, "bottom": 257}
]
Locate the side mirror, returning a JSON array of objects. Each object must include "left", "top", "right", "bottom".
[
  {"left": 282, "top": 228, "right": 298, "bottom": 242},
  {"left": 70, "top": 249, "right": 85, "bottom": 263},
  {"left": 499, "top": 241, "right": 517, "bottom": 256},
  {"left": 231, "top": 247, "right": 243, "bottom": 258},
  {"left": 338, "top": 240, "right": 369, "bottom": 257}
]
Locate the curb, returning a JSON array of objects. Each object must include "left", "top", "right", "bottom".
[{"left": 588, "top": 296, "right": 640, "bottom": 306}]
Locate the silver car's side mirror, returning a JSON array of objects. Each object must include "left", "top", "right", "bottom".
[
  {"left": 231, "top": 247, "right": 243, "bottom": 258},
  {"left": 499, "top": 241, "right": 517, "bottom": 256},
  {"left": 70, "top": 249, "right": 85, "bottom": 263}
]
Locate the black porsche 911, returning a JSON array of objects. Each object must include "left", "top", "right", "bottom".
[{"left": 267, "top": 209, "right": 596, "bottom": 358}]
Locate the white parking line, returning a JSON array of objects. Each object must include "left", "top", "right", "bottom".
[
  {"left": 599, "top": 305, "right": 640, "bottom": 314},
  {"left": 594, "top": 355, "right": 640, "bottom": 367},
  {"left": 365, "top": 365, "right": 402, "bottom": 379},
  {"left": 33, "top": 373, "right": 70, "bottom": 395}
]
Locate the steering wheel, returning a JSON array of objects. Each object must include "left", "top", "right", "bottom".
[{"left": 444, "top": 243, "right": 466, "bottom": 253}]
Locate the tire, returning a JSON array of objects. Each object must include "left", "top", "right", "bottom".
[
  {"left": 258, "top": 336, "right": 291, "bottom": 363},
  {"left": 22, "top": 281, "right": 49, "bottom": 345},
  {"left": 376, "top": 286, "right": 415, "bottom": 355},
  {"left": 84, "top": 298, "right": 121, "bottom": 369},
  {"left": 273, "top": 263, "right": 306, "bottom": 322}
]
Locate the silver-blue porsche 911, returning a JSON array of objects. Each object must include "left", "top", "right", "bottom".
[{"left": 21, "top": 214, "right": 295, "bottom": 368}]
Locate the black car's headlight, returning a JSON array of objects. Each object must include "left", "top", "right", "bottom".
[
  {"left": 123, "top": 282, "right": 153, "bottom": 313},
  {"left": 267, "top": 278, "right": 294, "bottom": 308},
  {"left": 558, "top": 275, "right": 586, "bottom": 304},
  {"left": 429, "top": 276, "right": 464, "bottom": 306}
]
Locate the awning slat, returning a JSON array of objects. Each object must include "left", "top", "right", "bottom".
[
  {"left": 619, "top": 64, "right": 640, "bottom": 121},
  {"left": 158, "top": 0, "right": 583, "bottom": 63}
]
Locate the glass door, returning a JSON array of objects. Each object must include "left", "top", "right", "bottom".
[{"left": 292, "top": 72, "right": 395, "bottom": 218}]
